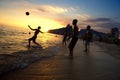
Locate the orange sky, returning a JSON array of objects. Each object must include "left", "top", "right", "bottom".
[
  {"left": 1, "top": 0, "right": 119, "bottom": 33},
  {"left": 0, "top": 4, "right": 66, "bottom": 32},
  {"left": 0, "top": 1, "right": 92, "bottom": 32}
]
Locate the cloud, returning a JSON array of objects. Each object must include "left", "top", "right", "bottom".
[
  {"left": 37, "top": 5, "right": 68, "bottom": 14},
  {"left": 76, "top": 14, "right": 91, "bottom": 21},
  {"left": 9, "top": 1, "right": 91, "bottom": 22},
  {"left": 79, "top": 17, "right": 120, "bottom": 32},
  {"left": 97, "top": 22, "right": 120, "bottom": 28},
  {"left": 93, "top": 22, "right": 120, "bottom": 32},
  {"left": 85, "top": 18, "right": 112, "bottom": 23},
  {"left": 3, "top": 0, "right": 110, "bottom": 31}
]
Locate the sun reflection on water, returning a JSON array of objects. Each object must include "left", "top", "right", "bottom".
[
  {"left": 0, "top": 26, "right": 62, "bottom": 54},
  {"left": 37, "top": 33, "right": 62, "bottom": 49}
]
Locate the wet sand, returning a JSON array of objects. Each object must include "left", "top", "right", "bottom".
[
  {"left": 95, "top": 41, "right": 120, "bottom": 59},
  {"left": 1, "top": 40, "right": 120, "bottom": 80},
  {"left": 0, "top": 44, "right": 61, "bottom": 77}
]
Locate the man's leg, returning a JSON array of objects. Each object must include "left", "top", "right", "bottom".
[
  {"left": 84, "top": 40, "right": 87, "bottom": 52},
  {"left": 33, "top": 38, "right": 40, "bottom": 46},
  {"left": 69, "top": 48, "right": 73, "bottom": 56},
  {"left": 33, "top": 41, "right": 40, "bottom": 46},
  {"left": 28, "top": 38, "right": 31, "bottom": 47}
]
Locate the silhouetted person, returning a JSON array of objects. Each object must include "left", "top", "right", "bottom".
[
  {"left": 62, "top": 30, "right": 68, "bottom": 45},
  {"left": 83, "top": 25, "right": 93, "bottom": 52},
  {"left": 99, "top": 35, "right": 102, "bottom": 42},
  {"left": 66, "top": 24, "right": 72, "bottom": 41},
  {"left": 111, "top": 27, "right": 119, "bottom": 44},
  {"left": 28, "top": 25, "right": 43, "bottom": 47},
  {"left": 68, "top": 19, "right": 79, "bottom": 56},
  {"left": 114, "top": 28, "right": 119, "bottom": 44}
]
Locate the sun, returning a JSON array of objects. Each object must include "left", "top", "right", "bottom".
[{"left": 42, "top": 27, "right": 50, "bottom": 32}]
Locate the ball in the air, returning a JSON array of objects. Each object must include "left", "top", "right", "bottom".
[{"left": 26, "top": 12, "right": 29, "bottom": 16}]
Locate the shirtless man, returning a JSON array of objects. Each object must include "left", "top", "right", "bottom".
[
  {"left": 68, "top": 19, "right": 79, "bottom": 56},
  {"left": 28, "top": 25, "right": 43, "bottom": 47}
]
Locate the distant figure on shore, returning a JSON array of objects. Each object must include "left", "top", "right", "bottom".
[
  {"left": 83, "top": 25, "right": 93, "bottom": 52},
  {"left": 28, "top": 25, "right": 43, "bottom": 47},
  {"left": 68, "top": 19, "right": 79, "bottom": 56},
  {"left": 99, "top": 35, "right": 102, "bottom": 42},
  {"left": 62, "top": 30, "right": 68, "bottom": 45},
  {"left": 113, "top": 28, "right": 119, "bottom": 44}
]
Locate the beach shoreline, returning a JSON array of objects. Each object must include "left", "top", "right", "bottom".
[
  {"left": 0, "top": 40, "right": 120, "bottom": 77},
  {"left": 0, "top": 43, "right": 61, "bottom": 77},
  {"left": 1, "top": 40, "right": 120, "bottom": 80}
]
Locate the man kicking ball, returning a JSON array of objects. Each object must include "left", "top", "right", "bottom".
[{"left": 28, "top": 25, "right": 43, "bottom": 47}]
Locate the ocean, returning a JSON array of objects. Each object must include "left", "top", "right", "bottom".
[{"left": 0, "top": 25, "right": 62, "bottom": 54}]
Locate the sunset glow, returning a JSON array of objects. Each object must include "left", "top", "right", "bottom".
[{"left": 0, "top": 0, "right": 120, "bottom": 32}]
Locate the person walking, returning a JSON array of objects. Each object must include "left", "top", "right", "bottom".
[
  {"left": 68, "top": 19, "right": 79, "bottom": 56},
  {"left": 83, "top": 25, "right": 93, "bottom": 52}
]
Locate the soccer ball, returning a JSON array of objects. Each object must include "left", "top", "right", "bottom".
[{"left": 26, "top": 12, "right": 29, "bottom": 16}]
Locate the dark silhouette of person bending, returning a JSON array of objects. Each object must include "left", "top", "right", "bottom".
[{"left": 28, "top": 25, "right": 43, "bottom": 47}]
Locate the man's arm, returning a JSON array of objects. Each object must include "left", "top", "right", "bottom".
[
  {"left": 40, "top": 30, "right": 44, "bottom": 33},
  {"left": 28, "top": 25, "right": 36, "bottom": 31}
]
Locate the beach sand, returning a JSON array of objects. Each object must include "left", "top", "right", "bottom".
[
  {"left": 95, "top": 41, "right": 120, "bottom": 58},
  {"left": 0, "top": 40, "right": 120, "bottom": 80}
]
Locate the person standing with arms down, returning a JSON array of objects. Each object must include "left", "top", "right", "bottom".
[
  {"left": 83, "top": 25, "right": 93, "bottom": 52},
  {"left": 68, "top": 19, "right": 79, "bottom": 56},
  {"left": 28, "top": 25, "right": 43, "bottom": 47}
]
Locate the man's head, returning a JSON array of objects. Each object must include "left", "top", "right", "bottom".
[
  {"left": 72, "top": 19, "right": 78, "bottom": 25},
  {"left": 86, "top": 25, "right": 91, "bottom": 30},
  {"left": 38, "top": 26, "right": 41, "bottom": 29}
]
